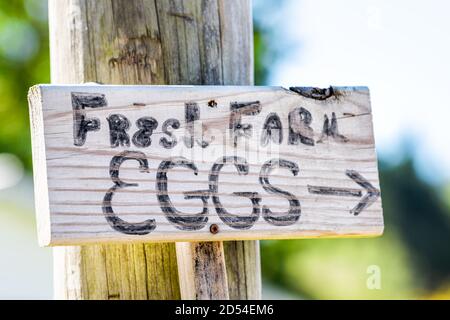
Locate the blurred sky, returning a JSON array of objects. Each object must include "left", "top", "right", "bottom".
[{"left": 256, "top": 0, "right": 450, "bottom": 185}]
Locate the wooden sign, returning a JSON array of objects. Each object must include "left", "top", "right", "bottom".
[{"left": 28, "top": 85, "right": 383, "bottom": 246}]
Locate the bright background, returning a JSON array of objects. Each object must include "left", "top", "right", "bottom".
[{"left": 1, "top": 0, "right": 450, "bottom": 299}]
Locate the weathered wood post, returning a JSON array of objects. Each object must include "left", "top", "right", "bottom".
[{"left": 48, "top": 0, "right": 260, "bottom": 300}]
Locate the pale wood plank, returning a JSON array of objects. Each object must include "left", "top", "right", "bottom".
[
  {"left": 176, "top": 242, "right": 229, "bottom": 299},
  {"left": 29, "top": 84, "right": 383, "bottom": 245}
]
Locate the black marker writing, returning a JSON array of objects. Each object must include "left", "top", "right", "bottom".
[
  {"left": 71, "top": 92, "right": 106, "bottom": 146},
  {"left": 261, "top": 112, "right": 283, "bottom": 146},
  {"left": 259, "top": 159, "right": 301, "bottom": 226},
  {"left": 229, "top": 101, "right": 261, "bottom": 147},
  {"left": 102, "top": 151, "right": 156, "bottom": 235},
  {"left": 132, "top": 116, "right": 158, "bottom": 148},
  {"left": 160, "top": 118, "right": 180, "bottom": 149},
  {"left": 157, "top": 157, "right": 209, "bottom": 231},
  {"left": 209, "top": 156, "right": 261, "bottom": 229},
  {"left": 288, "top": 107, "right": 314, "bottom": 146},
  {"left": 183, "top": 102, "right": 210, "bottom": 148},
  {"left": 107, "top": 114, "right": 130, "bottom": 147},
  {"left": 317, "top": 112, "right": 348, "bottom": 143}
]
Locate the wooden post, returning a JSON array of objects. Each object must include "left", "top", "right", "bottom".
[{"left": 48, "top": 0, "right": 261, "bottom": 299}]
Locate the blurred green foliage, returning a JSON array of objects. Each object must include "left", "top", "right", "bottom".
[
  {"left": 261, "top": 154, "right": 450, "bottom": 299},
  {"left": 0, "top": 0, "right": 49, "bottom": 170},
  {"left": 253, "top": 25, "right": 269, "bottom": 85},
  {"left": 253, "top": 0, "right": 289, "bottom": 85}
]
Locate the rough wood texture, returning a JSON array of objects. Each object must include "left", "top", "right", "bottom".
[
  {"left": 176, "top": 242, "right": 229, "bottom": 299},
  {"left": 29, "top": 84, "right": 383, "bottom": 244},
  {"left": 53, "top": 243, "right": 179, "bottom": 299},
  {"left": 48, "top": 0, "right": 259, "bottom": 300}
]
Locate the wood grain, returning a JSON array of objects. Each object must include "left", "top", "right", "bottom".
[
  {"left": 29, "top": 85, "right": 384, "bottom": 244},
  {"left": 176, "top": 241, "right": 229, "bottom": 299},
  {"left": 47, "top": 0, "right": 259, "bottom": 300}
]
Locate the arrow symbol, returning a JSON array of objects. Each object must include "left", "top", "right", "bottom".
[{"left": 307, "top": 170, "right": 380, "bottom": 216}]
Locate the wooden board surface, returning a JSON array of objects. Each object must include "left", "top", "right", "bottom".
[{"left": 28, "top": 84, "right": 384, "bottom": 246}]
